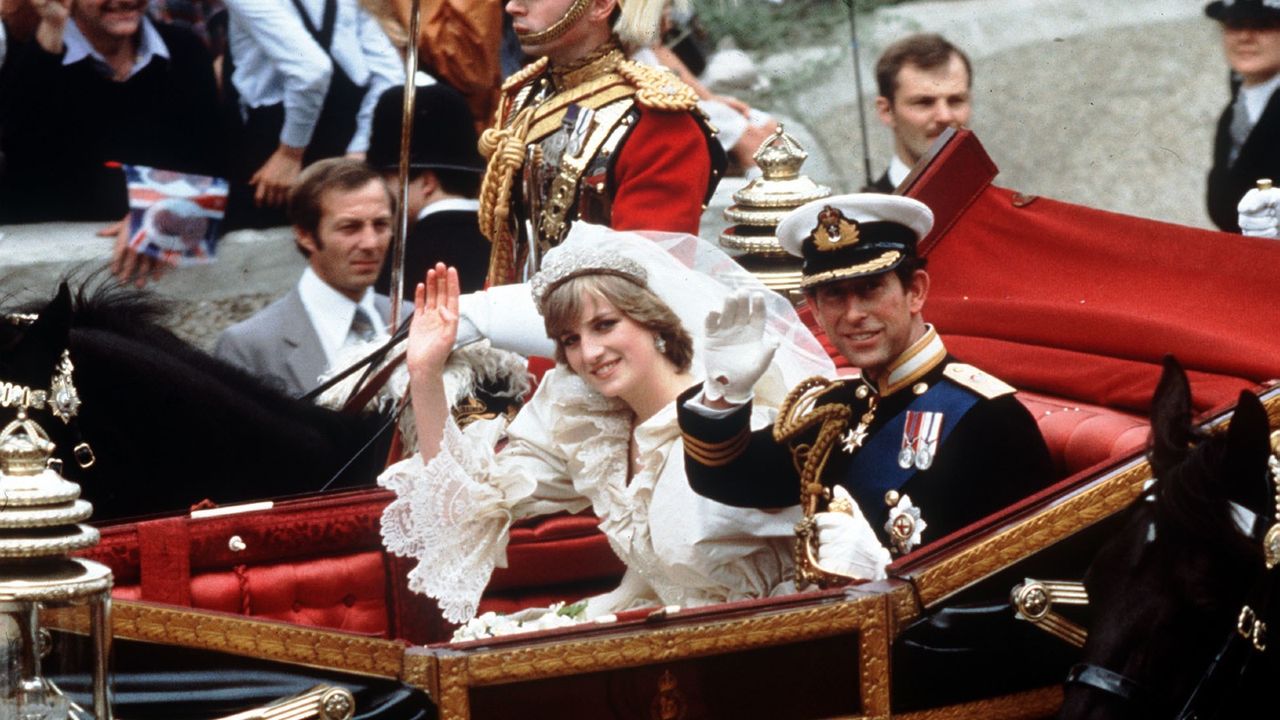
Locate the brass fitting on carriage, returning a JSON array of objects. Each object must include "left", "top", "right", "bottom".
[{"left": 1011, "top": 578, "right": 1090, "bottom": 648}]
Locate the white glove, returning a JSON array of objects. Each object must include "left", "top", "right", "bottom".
[
  {"left": 455, "top": 283, "right": 557, "bottom": 358},
  {"left": 1237, "top": 185, "right": 1280, "bottom": 238},
  {"left": 701, "top": 291, "right": 778, "bottom": 404},
  {"left": 814, "top": 486, "right": 891, "bottom": 581}
]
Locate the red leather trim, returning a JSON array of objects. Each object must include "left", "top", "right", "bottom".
[{"left": 138, "top": 517, "right": 192, "bottom": 606}]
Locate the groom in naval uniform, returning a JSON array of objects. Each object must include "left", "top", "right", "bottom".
[
  {"left": 215, "top": 158, "right": 410, "bottom": 397},
  {"left": 678, "top": 194, "right": 1054, "bottom": 557}
]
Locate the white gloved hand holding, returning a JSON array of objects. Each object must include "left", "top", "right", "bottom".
[
  {"left": 701, "top": 291, "right": 778, "bottom": 404},
  {"left": 815, "top": 486, "right": 891, "bottom": 581},
  {"left": 1237, "top": 184, "right": 1280, "bottom": 238}
]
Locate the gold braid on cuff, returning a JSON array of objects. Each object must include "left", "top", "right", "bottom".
[{"left": 682, "top": 426, "right": 750, "bottom": 468}]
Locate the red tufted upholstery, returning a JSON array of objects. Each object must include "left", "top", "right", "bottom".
[{"left": 1017, "top": 392, "right": 1148, "bottom": 478}]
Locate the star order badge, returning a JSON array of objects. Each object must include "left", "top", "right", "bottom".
[{"left": 884, "top": 490, "right": 927, "bottom": 555}]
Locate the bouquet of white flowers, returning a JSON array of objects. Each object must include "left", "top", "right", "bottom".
[{"left": 451, "top": 601, "right": 590, "bottom": 642}]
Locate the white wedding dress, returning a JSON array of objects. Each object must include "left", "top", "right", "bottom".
[{"left": 378, "top": 366, "right": 800, "bottom": 624}]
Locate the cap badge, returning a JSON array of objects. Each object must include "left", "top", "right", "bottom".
[{"left": 810, "top": 206, "right": 861, "bottom": 252}]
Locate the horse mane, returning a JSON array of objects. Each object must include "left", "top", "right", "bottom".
[{"left": 49, "top": 274, "right": 321, "bottom": 409}]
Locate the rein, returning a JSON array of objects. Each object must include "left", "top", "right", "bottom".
[{"left": 301, "top": 317, "right": 411, "bottom": 412}]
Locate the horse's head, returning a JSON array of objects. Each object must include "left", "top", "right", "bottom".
[
  {"left": 1, "top": 283, "right": 73, "bottom": 388},
  {"left": 1059, "top": 357, "right": 1275, "bottom": 719}
]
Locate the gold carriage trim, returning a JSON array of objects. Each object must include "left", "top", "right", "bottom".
[
  {"left": 682, "top": 426, "right": 751, "bottom": 468},
  {"left": 800, "top": 251, "right": 902, "bottom": 288}
]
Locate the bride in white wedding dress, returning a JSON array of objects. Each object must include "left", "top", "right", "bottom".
[{"left": 377, "top": 224, "right": 834, "bottom": 625}]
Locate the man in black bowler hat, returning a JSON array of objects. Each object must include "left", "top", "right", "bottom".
[
  {"left": 677, "top": 194, "right": 1053, "bottom": 571},
  {"left": 1206, "top": 0, "right": 1280, "bottom": 232},
  {"left": 367, "top": 82, "right": 489, "bottom": 296}
]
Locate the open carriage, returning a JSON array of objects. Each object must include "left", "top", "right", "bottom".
[{"left": 11, "top": 129, "right": 1280, "bottom": 718}]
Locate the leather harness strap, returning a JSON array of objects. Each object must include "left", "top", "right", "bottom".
[{"left": 1066, "top": 663, "right": 1147, "bottom": 707}]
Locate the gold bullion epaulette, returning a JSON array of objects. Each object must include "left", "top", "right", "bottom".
[
  {"left": 942, "top": 363, "right": 1016, "bottom": 399},
  {"left": 501, "top": 57, "right": 549, "bottom": 94},
  {"left": 617, "top": 60, "right": 700, "bottom": 112}
]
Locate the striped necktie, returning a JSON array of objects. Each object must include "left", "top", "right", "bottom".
[
  {"left": 348, "top": 306, "right": 376, "bottom": 343},
  {"left": 1229, "top": 90, "right": 1252, "bottom": 167}
]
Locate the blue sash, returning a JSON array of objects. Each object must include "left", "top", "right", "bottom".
[{"left": 843, "top": 378, "right": 981, "bottom": 515}]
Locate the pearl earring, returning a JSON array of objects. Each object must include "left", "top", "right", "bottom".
[{"left": 654, "top": 335, "right": 667, "bottom": 354}]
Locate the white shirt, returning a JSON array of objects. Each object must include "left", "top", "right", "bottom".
[
  {"left": 0, "top": 20, "right": 8, "bottom": 71},
  {"left": 887, "top": 154, "right": 912, "bottom": 189},
  {"left": 1240, "top": 73, "right": 1280, "bottom": 126},
  {"left": 419, "top": 197, "right": 480, "bottom": 221},
  {"left": 296, "top": 266, "right": 388, "bottom": 368},
  {"left": 223, "top": 0, "right": 404, "bottom": 153},
  {"left": 63, "top": 15, "right": 169, "bottom": 80}
]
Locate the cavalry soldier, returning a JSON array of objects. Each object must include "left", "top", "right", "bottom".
[
  {"left": 677, "top": 194, "right": 1054, "bottom": 565},
  {"left": 478, "top": 0, "right": 725, "bottom": 285}
]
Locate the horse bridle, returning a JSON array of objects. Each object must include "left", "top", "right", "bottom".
[
  {"left": 1066, "top": 448, "right": 1280, "bottom": 718},
  {"left": 0, "top": 341, "right": 96, "bottom": 469}
]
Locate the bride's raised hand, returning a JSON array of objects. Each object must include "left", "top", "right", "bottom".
[{"left": 405, "top": 263, "right": 460, "bottom": 376}]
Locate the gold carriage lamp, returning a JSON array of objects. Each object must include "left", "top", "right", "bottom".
[
  {"left": 718, "top": 125, "right": 831, "bottom": 302},
  {"left": 0, "top": 411, "right": 113, "bottom": 719}
]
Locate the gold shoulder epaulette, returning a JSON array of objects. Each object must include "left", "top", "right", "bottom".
[
  {"left": 501, "top": 57, "right": 549, "bottom": 94},
  {"left": 617, "top": 60, "right": 700, "bottom": 112},
  {"left": 942, "top": 363, "right": 1016, "bottom": 399}
]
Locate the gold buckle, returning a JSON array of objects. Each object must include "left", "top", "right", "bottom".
[{"left": 1237, "top": 605, "right": 1268, "bottom": 652}]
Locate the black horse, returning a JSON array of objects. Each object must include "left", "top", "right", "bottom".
[
  {"left": 1, "top": 281, "right": 393, "bottom": 521},
  {"left": 1059, "top": 357, "right": 1278, "bottom": 719}
]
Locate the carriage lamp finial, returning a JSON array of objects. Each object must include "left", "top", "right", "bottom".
[{"left": 1, "top": 412, "right": 113, "bottom": 719}]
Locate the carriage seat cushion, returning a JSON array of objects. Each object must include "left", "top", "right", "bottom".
[
  {"left": 1017, "top": 391, "right": 1148, "bottom": 478},
  {"left": 109, "top": 551, "right": 392, "bottom": 635},
  {"left": 487, "top": 513, "right": 626, "bottom": 592}
]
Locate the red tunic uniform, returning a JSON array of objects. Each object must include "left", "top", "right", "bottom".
[{"left": 477, "top": 40, "right": 724, "bottom": 285}]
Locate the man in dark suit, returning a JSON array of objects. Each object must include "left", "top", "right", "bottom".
[
  {"left": 366, "top": 82, "right": 489, "bottom": 297},
  {"left": 215, "top": 158, "right": 409, "bottom": 397},
  {"left": 0, "top": 0, "right": 225, "bottom": 222},
  {"left": 678, "top": 194, "right": 1054, "bottom": 574},
  {"left": 865, "top": 34, "right": 971, "bottom": 194},
  {"left": 1205, "top": 0, "right": 1280, "bottom": 232}
]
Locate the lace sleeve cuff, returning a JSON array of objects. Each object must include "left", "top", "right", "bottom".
[{"left": 377, "top": 419, "right": 514, "bottom": 623}]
